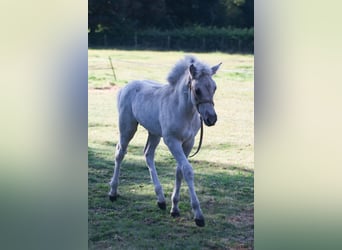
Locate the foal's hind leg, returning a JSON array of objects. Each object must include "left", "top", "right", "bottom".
[
  {"left": 170, "top": 165, "right": 182, "bottom": 217},
  {"left": 108, "top": 120, "right": 138, "bottom": 201},
  {"left": 144, "top": 133, "right": 166, "bottom": 209}
]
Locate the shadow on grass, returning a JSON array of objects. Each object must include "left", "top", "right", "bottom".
[
  {"left": 88, "top": 144, "right": 254, "bottom": 249},
  {"left": 88, "top": 146, "right": 113, "bottom": 170}
]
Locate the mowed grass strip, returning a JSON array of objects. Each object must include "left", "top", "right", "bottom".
[{"left": 88, "top": 50, "right": 254, "bottom": 249}]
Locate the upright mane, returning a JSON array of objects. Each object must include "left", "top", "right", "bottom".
[{"left": 167, "top": 55, "right": 212, "bottom": 86}]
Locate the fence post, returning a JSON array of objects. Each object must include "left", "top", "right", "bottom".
[
  {"left": 104, "top": 33, "right": 108, "bottom": 47},
  {"left": 202, "top": 37, "right": 206, "bottom": 50},
  {"left": 108, "top": 56, "right": 117, "bottom": 82},
  {"left": 167, "top": 36, "right": 170, "bottom": 49},
  {"left": 221, "top": 37, "right": 225, "bottom": 51},
  {"left": 134, "top": 32, "right": 138, "bottom": 49}
]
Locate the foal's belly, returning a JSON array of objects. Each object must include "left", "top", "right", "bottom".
[
  {"left": 138, "top": 119, "right": 162, "bottom": 137},
  {"left": 131, "top": 93, "right": 163, "bottom": 136}
]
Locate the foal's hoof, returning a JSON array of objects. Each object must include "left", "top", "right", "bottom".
[
  {"left": 195, "top": 218, "right": 205, "bottom": 227},
  {"left": 109, "top": 195, "right": 117, "bottom": 202},
  {"left": 170, "top": 211, "right": 180, "bottom": 218},
  {"left": 157, "top": 202, "right": 166, "bottom": 210}
]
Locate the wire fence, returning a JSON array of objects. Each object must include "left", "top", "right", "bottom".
[{"left": 89, "top": 29, "right": 254, "bottom": 54}]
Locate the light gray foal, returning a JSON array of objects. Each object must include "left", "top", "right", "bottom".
[{"left": 108, "top": 55, "right": 221, "bottom": 227}]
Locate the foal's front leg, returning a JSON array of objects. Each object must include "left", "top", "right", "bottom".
[
  {"left": 164, "top": 137, "right": 205, "bottom": 227},
  {"left": 170, "top": 138, "right": 194, "bottom": 217}
]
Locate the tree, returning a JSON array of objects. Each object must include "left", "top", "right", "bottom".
[
  {"left": 219, "top": 0, "right": 254, "bottom": 27},
  {"left": 88, "top": 0, "right": 254, "bottom": 35},
  {"left": 89, "top": 0, "right": 167, "bottom": 34}
]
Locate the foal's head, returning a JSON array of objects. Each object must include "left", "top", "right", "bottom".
[{"left": 188, "top": 62, "right": 222, "bottom": 126}]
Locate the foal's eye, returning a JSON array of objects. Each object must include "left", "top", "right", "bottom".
[{"left": 195, "top": 88, "right": 202, "bottom": 96}]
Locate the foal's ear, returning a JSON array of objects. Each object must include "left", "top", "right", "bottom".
[
  {"left": 211, "top": 62, "right": 222, "bottom": 75},
  {"left": 189, "top": 64, "right": 197, "bottom": 79}
]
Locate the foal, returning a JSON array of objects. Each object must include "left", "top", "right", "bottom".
[{"left": 108, "top": 56, "right": 221, "bottom": 227}]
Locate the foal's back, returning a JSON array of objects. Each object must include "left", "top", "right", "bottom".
[{"left": 118, "top": 80, "right": 167, "bottom": 137}]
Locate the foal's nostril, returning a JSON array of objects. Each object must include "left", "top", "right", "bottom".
[
  {"left": 211, "top": 116, "right": 217, "bottom": 125},
  {"left": 212, "top": 114, "right": 217, "bottom": 123}
]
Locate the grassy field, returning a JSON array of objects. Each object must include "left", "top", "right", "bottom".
[{"left": 88, "top": 49, "right": 254, "bottom": 249}]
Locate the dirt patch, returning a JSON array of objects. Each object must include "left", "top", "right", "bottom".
[
  {"left": 227, "top": 208, "right": 254, "bottom": 249},
  {"left": 228, "top": 208, "right": 254, "bottom": 228},
  {"left": 88, "top": 84, "right": 120, "bottom": 93}
]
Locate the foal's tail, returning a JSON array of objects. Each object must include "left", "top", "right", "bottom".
[{"left": 116, "top": 88, "right": 123, "bottom": 111}]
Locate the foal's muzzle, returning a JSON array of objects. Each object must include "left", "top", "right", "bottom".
[
  {"left": 197, "top": 103, "right": 217, "bottom": 126},
  {"left": 203, "top": 112, "right": 217, "bottom": 126}
]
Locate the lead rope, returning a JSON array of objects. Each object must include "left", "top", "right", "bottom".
[{"left": 189, "top": 117, "right": 203, "bottom": 158}]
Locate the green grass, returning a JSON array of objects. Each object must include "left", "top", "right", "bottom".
[{"left": 88, "top": 49, "right": 254, "bottom": 249}]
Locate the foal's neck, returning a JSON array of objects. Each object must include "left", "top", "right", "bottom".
[{"left": 175, "top": 75, "right": 197, "bottom": 116}]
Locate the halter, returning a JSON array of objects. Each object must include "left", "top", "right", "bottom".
[
  {"left": 187, "top": 77, "right": 214, "bottom": 158},
  {"left": 187, "top": 78, "right": 214, "bottom": 112}
]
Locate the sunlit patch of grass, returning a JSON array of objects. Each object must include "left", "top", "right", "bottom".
[{"left": 226, "top": 71, "right": 254, "bottom": 82}]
